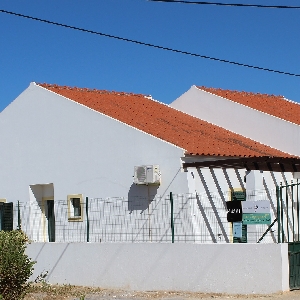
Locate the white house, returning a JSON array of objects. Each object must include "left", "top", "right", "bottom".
[{"left": 0, "top": 82, "right": 299, "bottom": 244}]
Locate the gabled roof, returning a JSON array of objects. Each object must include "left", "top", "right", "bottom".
[
  {"left": 198, "top": 86, "right": 300, "bottom": 125},
  {"left": 38, "top": 83, "right": 294, "bottom": 158}
]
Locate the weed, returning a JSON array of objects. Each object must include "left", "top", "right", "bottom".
[{"left": 0, "top": 230, "right": 35, "bottom": 299}]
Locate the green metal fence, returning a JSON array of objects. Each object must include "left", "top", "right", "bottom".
[
  {"left": 277, "top": 180, "right": 300, "bottom": 290},
  {"left": 277, "top": 180, "right": 300, "bottom": 243}
]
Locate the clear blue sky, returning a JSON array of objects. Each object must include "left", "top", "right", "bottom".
[{"left": 0, "top": 0, "right": 299, "bottom": 112}]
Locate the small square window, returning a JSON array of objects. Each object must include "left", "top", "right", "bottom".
[{"left": 68, "top": 194, "right": 83, "bottom": 221}]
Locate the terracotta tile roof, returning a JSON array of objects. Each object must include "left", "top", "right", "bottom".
[
  {"left": 38, "top": 83, "right": 294, "bottom": 158},
  {"left": 198, "top": 86, "right": 300, "bottom": 125}
]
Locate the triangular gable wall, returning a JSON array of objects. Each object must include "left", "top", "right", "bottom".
[
  {"left": 170, "top": 85, "right": 300, "bottom": 156},
  {"left": 0, "top": 83, "right": 188, "bottom": 201}
]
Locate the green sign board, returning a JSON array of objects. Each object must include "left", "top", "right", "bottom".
[{"left": 242, "top": 213, "right": 271, "bottom": 225}]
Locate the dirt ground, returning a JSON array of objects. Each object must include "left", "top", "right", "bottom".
[{"left": 24, "top": 284, "right": 300, "bottom": 300}]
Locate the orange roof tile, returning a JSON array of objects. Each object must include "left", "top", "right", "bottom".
[
  {"left": 198, "top": 86, "right": 300, "bottom": 125},
  {"left": 38, "top": 83, "right": 294, "bottom": 158}
]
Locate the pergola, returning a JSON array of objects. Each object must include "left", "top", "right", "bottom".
[{"left": 182, "top": 156, "right": 300, "bottom": 172}]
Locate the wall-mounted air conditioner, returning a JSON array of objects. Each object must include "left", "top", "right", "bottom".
[{"left": 134, "top": 165, "right": 161, "bottom": 185}]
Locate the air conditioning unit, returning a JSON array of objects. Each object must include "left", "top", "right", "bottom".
[{"left": 134, "top": 165, "right": 161, "bottom": 185}]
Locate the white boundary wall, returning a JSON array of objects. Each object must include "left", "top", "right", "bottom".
[{"left": 27, "top": 243, "right": 289, "bottom": 294}]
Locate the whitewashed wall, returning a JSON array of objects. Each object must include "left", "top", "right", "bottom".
[
  {"left": 26, "top": 242, "right": 289, "bottom": 294},
  {"left": 0, "top": 83, "right": 188, "bottom": 202},
  {"left": 1, "top": 83, "right": 296, "bottom": 244},
  {"left": 0, "top": 83, "right": 192, "bottom": 242},
  {"left": 171, "top": 86, "right": 300, "bottom": 156}
]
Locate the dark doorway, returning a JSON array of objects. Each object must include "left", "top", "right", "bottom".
[{"left": 46, "top": 200, "right": 55, "bottom": 242}]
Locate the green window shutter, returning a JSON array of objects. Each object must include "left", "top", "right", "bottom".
[
  {"left": 232, "top": 191, "right": 247, "bottom": 243},
  {"left": 1, "top": 202, "right": 13, "bottom": 231}
]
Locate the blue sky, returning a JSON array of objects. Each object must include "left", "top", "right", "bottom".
[{"left": 0, "top": 0, "right": 299, "bottom": 111}]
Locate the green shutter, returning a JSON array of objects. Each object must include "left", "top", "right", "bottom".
[
  {"left": 0, "top": 202, "right": 13, "bottom": 231},
  {"left": 232, "top": 191, "right": 247, "bottom": 243}
]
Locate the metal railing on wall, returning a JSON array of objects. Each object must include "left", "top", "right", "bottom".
[
  {"left": 277, "top": 180, "right": 300, "bottom": 243},
  {"left": 13, "top": 190, "right": 279, "bottom": 244}
]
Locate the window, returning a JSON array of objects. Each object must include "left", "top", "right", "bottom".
[{"left": 68, "top": 194, "right": 83, "bottom": 221}]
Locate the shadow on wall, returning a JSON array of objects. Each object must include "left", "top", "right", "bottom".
[
  {"left": 128, "top": 184, "right": 158, "bottom": 212},
  {"left": 197, "top": 169, "right": 229, "bottom": 243},
  {"left": 30, "top": 185, "right": 43, "bottom": 214},
  {"left": 30, "top": 183, "right": 54, "bottom": 217}
]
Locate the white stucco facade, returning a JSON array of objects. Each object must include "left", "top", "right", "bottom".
[
  {"left": 0, "top": 83, "right": 188, "bottom": 202},
  {"left": 0, "top": 83, "right": 296, "bottom": 244},
  {"left": 170, "top": 85, "right": 300, "bottom": 156}
]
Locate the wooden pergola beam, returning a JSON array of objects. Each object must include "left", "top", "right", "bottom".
[{"left": 182, "top": 156, "right": 300, "bottom": 172}]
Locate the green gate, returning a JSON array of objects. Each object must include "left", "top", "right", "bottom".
[
  {"left": 289, "top": 242, "right": 300, "bottom": 290},
  {"left": 277, "top": 180, "right": 300, "bottom": 289}
]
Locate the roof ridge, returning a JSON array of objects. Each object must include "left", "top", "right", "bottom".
[
  {"left": 37, "top": 82, "right": 182, "bottom": 111},
  {"left": 38, "top": 83, "right": 151, "bottom": 99},
  {"left": 38, "top": 82, "right": 296, "bottom": 159},
  {"left": 197, "top": 85, "right": 300, "bottom": 106},
  {"left": 196, "top": 85, "right": 300, "bottom": 126},
  {"left": 168, "top": 91, "right": 291, "bottom": 155},
  {"left": 197, "top": 85, "right": 286, "bottom": 99}
]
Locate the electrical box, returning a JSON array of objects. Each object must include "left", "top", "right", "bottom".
[
  {"left": 293, "top": 172, "right": 300, "bottom": 179},
  {"left": 134, "top": 165, "right": 161, "bottom": 185}
]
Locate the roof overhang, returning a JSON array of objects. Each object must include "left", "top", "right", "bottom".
[{"left": 182, "top": 156, "right": 300, "bottom": 172}]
